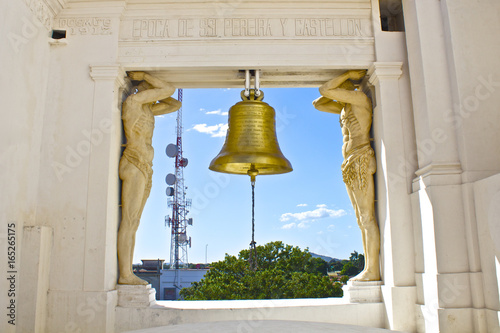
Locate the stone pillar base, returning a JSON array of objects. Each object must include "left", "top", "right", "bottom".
[
  {"left": 117, "top": 284, "right": 156, "bottom": 308},
  {"left": 343, "top": 281, "right": 383, "bottom": 303}
]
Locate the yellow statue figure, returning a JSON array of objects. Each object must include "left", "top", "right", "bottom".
[
  {"left": 313, "top": 70, "right": 380, "bottom": 281},
  {"left": 118, "top": 72, "right": 181, "bottom": 285}
]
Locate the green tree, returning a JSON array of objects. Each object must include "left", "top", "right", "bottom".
[
  {"left": 180, "top": 241, "right": 342, "bottom": 300},
  {"left": 349, "top": 251, "right": 365, "bottom": 271},
  {"left": 340, "top": 262, "right": 360, "bottom": 276},
  {"left": 338, "top": 251, "right": 365, "bottom": 277},
  {"left": 329, "top": 259, "right": 347, "bottom": 272},
  {"left": 340, "top": 275, "right": 350, "bottom": 284},
  {"left": 305, "top": 257, "right": 329, "bottom": 275}
]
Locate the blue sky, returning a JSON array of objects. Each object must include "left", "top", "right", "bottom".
[{"left": 134, "top": 87, "right": 363, "bottom": 264}]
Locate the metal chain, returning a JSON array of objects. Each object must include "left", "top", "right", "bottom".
[{"left": 249, "top": 181, "right": 257, "bottom": 271}]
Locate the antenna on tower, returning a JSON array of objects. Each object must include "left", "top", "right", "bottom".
[{"left": 165, "top": 89, "right": 193, "bottom": 296}]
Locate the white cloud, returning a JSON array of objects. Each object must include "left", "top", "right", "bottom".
[
  {"left": 297, "top": 221, "right": 310, "bottom": 229},
  {"left": 281, "top": 223, "right": 296, "bottom": 230},
  {"left": 191, "top": 123, "right": 228, "bottom": 138},
  {"left": 280, "top": 205, "right": 346, "bottom": 223},
  {"left": 297, "top": 203, "right": 308, "bottom": 207},
  {"left": 205, "top": 109, "right": 228, "bottom": 116}
]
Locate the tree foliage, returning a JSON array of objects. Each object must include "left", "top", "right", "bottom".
[
  {"left": 349, "top": 251, "right": 365, "bottom": 271},
  {"left": 340, "top": 262, "right": 359, "bottom": 276},
  {"left": 339, "top": 251, "right": 365, "bottom": 277},
  {"left": 180, "top": 241, "right": 342, "bottom": 300},
  {"left": 329, "top": 259, "right": 347, "bottom": 272}
]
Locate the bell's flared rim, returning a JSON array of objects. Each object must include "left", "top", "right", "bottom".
[{"left": 209, "top": 152, "right": 292, "bottom": 176}]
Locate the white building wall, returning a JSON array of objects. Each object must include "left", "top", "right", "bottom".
[
  {"left": 443, "top": 2, "right": 500, "bottom": 332},
  {"left": 0, "top": 1, "right": 54, "bottom": 332},
  {"left": 159, "top": 269, "right": 209, "bottom": 300},
  {"left": 404, "top": 0, "right": 500, "bottom": 332}
]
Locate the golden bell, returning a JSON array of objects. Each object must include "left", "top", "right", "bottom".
[{"left": 209, "top": 89, "right": 293, "bottom": 177}]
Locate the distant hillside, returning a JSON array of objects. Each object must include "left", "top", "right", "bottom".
[{"left": 309, "top": 252, "right": 341, "bottom": 263}]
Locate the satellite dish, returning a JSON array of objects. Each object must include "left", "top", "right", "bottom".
[
  {"left": 165, "top": 173, "right": 176, "bottom": 185},
  {"left": 166, "top": 144, "right": 178, "bottom": 158},
  {"left": 166, "top": 187, "right": 175, "bottom": 196},
  {"left": 180, "top": 157, "right": 188, "bottom": 167}
]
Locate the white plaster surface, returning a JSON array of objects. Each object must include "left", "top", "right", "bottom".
[
  {"left": 474, "top": 173, "right": 500, "bottom": 332},
  {"left": 116, "top": 298, "right": 386, "bottom": 333},
  {"left": 123, "top": 320, "right": 402, "bottom": 333},
  {"left": 0, "top": 0, "right": 53, "bottom": 332},
  {"left": 17, "top": 226, "right": 52, "bottom": 333}
]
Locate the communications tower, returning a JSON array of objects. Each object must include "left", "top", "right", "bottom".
[{"left": 165, "top": 89, "right": 192, "bottom": 292}]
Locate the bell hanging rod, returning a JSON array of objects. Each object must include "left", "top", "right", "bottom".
[
  {"left": 243, "top": 69, "right": 261, "bottom": 97},
  {"left": 255, "top": 70, "right": 261, "bottom": 97}
]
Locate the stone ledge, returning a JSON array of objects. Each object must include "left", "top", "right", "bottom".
[
  {"left": 123, "top": 320, "right": 403, "bottom": 333},
  {"left": 116, "top": 301, "right": 386, "bottom": 332},
  {"left": 117, "top": 284, "right": 156, "bottom": 308},
  {"left": 343, "top": 281, "right": 383, "bottom": 303}
]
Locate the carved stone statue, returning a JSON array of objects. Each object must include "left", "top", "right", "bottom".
[
  {"left": 118, "top": 72, "right": 181, "bottom": 285},
  {"left": 313, "top": 70, "right": 380, "bottom": 281}
]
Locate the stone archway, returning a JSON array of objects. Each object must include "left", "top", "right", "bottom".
[{"left": 13, "top": 1, "right": 413, "bottom": 333}]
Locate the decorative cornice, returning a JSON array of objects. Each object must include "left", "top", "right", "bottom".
[
  {"left": 57, "top": 1, "right": 126, "bottom": 17},
  {"left": 412, "top": 163, "right": 463, "bottom": 191},
  {"left": 89, "top": 64, "right": 127, "bottom": 87},
  {"left": 367, "top": 62, "right": 403, "bottom": 86},
  {"left": 415, "top": 163, "right": 462, "bottom": 177}
]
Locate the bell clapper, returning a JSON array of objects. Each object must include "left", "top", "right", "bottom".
[{"left": 248, "top": 166, "right": 259, "bottom": 271}]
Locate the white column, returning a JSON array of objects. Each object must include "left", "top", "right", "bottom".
[
  {"left": 403, "top": 1, "right": 475, "bottom": 332},
  {"left": 402, "top": 0, "right": 461, "bottom": 171},
  {"left": 368, "top": 62, "right": 417, "bottom": 332},
  {"left": 41, "top": 3, "right": 126, "bottom": 332},
  {"left": 85, "top": 64, "right": 127, "bottom": 292},
  {"left": 45, "top": 64, "right": 126, "bottom": 333}
]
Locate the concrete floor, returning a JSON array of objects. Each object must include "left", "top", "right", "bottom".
[{"left": 124, "top": 320, "right": 403, "bottom": 332}]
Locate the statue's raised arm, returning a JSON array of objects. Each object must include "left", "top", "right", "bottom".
[
  {"left": 314, "top": 70, "right": 380, "bottom": 282},
  {"left": 117, "top": 72, "right": 180, "bottom": 285}
]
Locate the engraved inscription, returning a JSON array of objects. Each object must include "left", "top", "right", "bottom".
[
  {"left": 200, "top": 18, "right": 217, "bottom": 37},
  {"left": 224, "top": 19, "right": 273, "bottom": 37},
  {"left": 231, "top": 111, "right": 277, "bottom": 149},
  {"left": 126, "top": 17, "right": 366, "bottom": 39},
  {"left": 58, "top": 18, "right": 112, "bottom": 35},
  {"left": 178, "top": 19, "right": 194, "bottom": 37},
  {"left": 132, "top": 19, "right": 169, "bottom": 38},
  {"left": 295, "top": 18, "right": 362, "bottom": 37}
]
